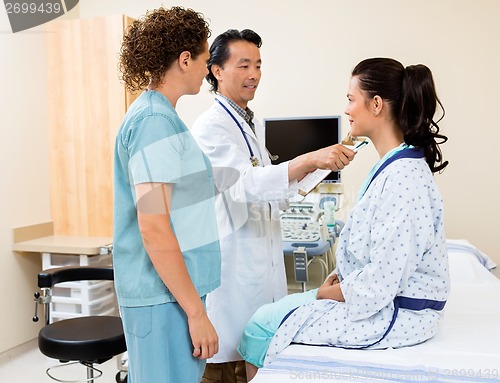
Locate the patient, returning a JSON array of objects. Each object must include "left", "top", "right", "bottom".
[{"left": 237, "top": 57, "right": 450, "bottom": 381}]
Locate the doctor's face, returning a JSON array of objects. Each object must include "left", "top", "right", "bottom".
[{"left": 212, "top": 40, "right": 261, "bottom": 109}]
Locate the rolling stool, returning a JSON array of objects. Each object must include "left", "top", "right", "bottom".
[{"left": 33, "top": 266, "right": 127, "bottom": 383}]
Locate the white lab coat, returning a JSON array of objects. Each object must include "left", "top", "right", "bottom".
[{"left": 191, "top": 96, "right": 298, "bottom": 362}]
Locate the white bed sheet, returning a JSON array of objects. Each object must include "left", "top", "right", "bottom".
[{"left": 253, "top": 240, "right": 500, "bottom": 383}]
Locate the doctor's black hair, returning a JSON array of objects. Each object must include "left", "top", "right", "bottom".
[
  {"left": 352, "top": 57, "right": 449, "bottom": 173},
  {"left": 206, "top": 29, "right": 262, "bottom": 93}
]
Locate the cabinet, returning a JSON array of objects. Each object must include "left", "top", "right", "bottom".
[
  {"left": 45, "top": 15, "right": 137, "bottom": 237},
  {"left": 12, "top": 222, "right": 115, "bottom": 323},
  {"left": 42, "top": 251, "right": 116, "bottom": 323}
]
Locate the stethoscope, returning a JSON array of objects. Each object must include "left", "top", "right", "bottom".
[{"left": 215, "top": 98, "right": 263, "bottom": 167}]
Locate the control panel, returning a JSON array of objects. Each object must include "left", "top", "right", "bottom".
[
  {"left": 282, "top": 221, "right": 321, "bottom": 242},
  {"left": 293, "top": 247, "right": 309, "bottom": 283},
  {"left": 280, "top": 202, "right": 323, "bottom": 242},
  {"left": 281, "top": 201, "right": 335, "bottom": 291},
  {"left": 281, "top": 202, "right": 321, "bottom": 221}
]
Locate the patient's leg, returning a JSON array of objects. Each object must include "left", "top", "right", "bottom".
[
  {"left": 237, "top": 289, "right": 318, "bottom": 376},
  {"left": 245, "top": 362, "right": 258, "bottom": 382}
]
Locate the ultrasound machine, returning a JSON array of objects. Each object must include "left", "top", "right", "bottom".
[{"left": 265, "top": 116, "right": 344, "bottom": 292}]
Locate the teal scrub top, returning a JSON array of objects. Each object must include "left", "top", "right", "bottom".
[{"left": 113, "top": 90, "right": 221, "bottom": 307}]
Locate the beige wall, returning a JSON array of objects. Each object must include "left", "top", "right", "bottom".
[
  {"left": 1, "top": 0, "right": 499, "bottom": 353},
  {"left": 0, "top": 9, "right": 50, "bottom": 352}
]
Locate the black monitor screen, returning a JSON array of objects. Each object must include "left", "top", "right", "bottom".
[{"left": 264, "top": 116, "right": 341, "bottom": 182}]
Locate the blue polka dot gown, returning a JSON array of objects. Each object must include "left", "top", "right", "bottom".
[{"left": 264, "top": 157, "right": 450, "bottom": 365}]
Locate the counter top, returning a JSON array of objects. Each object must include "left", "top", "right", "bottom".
[
  {"left": 13, "top": 222, "right": 112, "bottom": 255},
  {"left": 13, "top": 235, "right": 113, "bottom": 255}
]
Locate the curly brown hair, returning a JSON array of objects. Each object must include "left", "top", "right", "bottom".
[{"left": 119, "top": 6, "right": 211, "bottom": 92}]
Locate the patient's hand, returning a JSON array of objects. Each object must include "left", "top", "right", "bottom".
[
  {"left": 326, "top": 273, "right": 340, "bottom": 285},
  {"left": 316, "top": 274, "right": 345, "bottom": 301}
]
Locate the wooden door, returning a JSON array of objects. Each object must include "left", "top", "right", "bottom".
[{"left": 46, "top": 15, "right": 137, "bottom": 237}]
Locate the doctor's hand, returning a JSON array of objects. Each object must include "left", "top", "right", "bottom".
[
  {"left": 312, "top": 144, "right": 355, "bottom": 171},
  {"left": 188, "top": 311, "right": 219, "bottom": 359},
  {"left": 288, "top": 144, "right": 355, "bottom": 182}
]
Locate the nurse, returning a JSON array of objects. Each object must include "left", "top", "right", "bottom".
[
  {"left": 113, "top": 7, "right": 221, "bottom": 383},
  {"left": 191, "top": 29, "right": 355, "bottom": 382},
  {"left": 238, "top": 57, "right": 450, "bottom": 381}
]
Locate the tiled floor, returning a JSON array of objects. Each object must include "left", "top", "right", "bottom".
[{"left": 0, "top": 338, "right": 126, "bottom": 383}]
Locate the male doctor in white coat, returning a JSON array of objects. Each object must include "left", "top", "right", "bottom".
[{"left": 191, "top": 29, "right": 355, "bottom": 383}]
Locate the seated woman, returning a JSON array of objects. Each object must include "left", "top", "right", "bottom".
[{"left": 237, "top": 57, "right": 450, "bottom": 381}]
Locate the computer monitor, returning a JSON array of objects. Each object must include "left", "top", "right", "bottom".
[{"left": 264, "top": 116, "right": 342, "bottom": 182}]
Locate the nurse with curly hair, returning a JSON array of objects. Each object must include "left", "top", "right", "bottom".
[{"left": 113, "top": 7, "right": 221, "bottom": 382}]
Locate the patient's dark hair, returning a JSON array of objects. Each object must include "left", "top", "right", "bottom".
[
  {"left": 206, "top": 29, "right": 262, "bottom": 93},
  {"left": 352, "top": 58, "right": 449, "bottom": 173}
]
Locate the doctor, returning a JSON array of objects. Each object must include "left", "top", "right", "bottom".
[{"left": 191, "top": 29, "right": 355, "bottom": 383}]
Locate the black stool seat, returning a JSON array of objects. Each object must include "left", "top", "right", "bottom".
[{"left": 39, "top": 316, "right": 126, "bottom": 363}]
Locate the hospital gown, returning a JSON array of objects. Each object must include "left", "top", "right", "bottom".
[{"left": 264, "top": 155, "right": 450, "bottom": 365}]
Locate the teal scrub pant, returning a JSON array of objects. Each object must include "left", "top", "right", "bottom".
[
  {"left": 237, "top": 289, "right": 318, "bottom": 368},
  {"left": 120, "top": 298, "right": 206, "bottom": 383}
]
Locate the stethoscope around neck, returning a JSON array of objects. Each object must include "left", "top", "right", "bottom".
[{"left": 215, "top": 98, "right": 262, "bottom": 167}]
